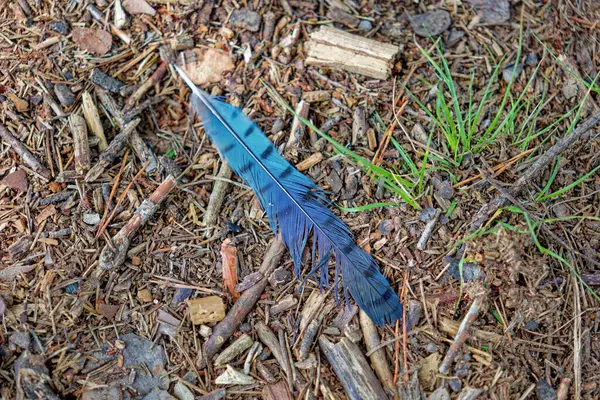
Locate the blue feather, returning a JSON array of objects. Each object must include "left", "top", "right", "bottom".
[{"left": 175, "top": 65, "right": 403, "bottom": 326}]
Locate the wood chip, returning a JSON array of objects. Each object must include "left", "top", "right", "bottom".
[
  {"left": 72, "top": 28, "right": 113, "bottom": 56},
  {"left": 179, "top": 48, "right": 235, "bottom": 86},
  {"left": 188, "top": 296, "right": 226, "bottom": 325}
]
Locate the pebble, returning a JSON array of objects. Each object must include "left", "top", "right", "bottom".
[
  {"left": 446, "top": 256, "right": 485, "bottom": 282},
  {"left": 448, "top": 378, "right": 462, "bottom": 393},
  {"left": 526, "top": 53, "right": 539, "bottom": 66},
  {"left": 199, "top": 325, "right": 212, "bottom": 338},
  {"left": 271, "top": 118, "right": 285, "bottom": 134},
  {"left": 90, "top": 68, "right": 125, "bottom": 93},
  {"left": 454, "top": 361, "right": 471, "bottom": 378},
  {"left": 502, "top": 63, "right": 523, "bottom": 83},
  {"left": 406, "top": 300, "right": 422, "bottom": 331},
  {"left": 535, "top": 379, "right": 557, "bottom": 400},
  {"left": 171, "top": 288, "right": 193, "bottom": 304},
  {"left": 428, "top": 387, "right": 450, "bottom": 400},
  {"left": 50, "top": 20, "right": 70, "bottom": 35},
  {"left": 409, "top": 10, "right": 452, "bottom": 37},
  {"left": 9, "top": 332, "right": 31, "bottom": 351},
  {"left": 268, "top": 267, "right": 292, "bottom": 287},
  {"left": 381, "top": 21, "right": 403, "bottom": 39},
  {"left": 525, "top": 320, "right": 539, "bottom": 331},
  {"left": 552, "top": 203, "right": 569, "bottom": 218},
  {"left": 54, "top": 83, "right": 75, "bottom": 106},
  {"left": 445, "top": 30, "right": 465, "bottom": 47},
  {"left": 230, "top": 9, "right": 262, "bottom": 32},
  {"left": 425, "top": 343, "right": 438, "bottom": 353},
  {"left": 357, "top": 19, "right": 373, "bottom": 33},
  {"left": 465, "top": 0, "right": 510, "bottom": 24},
  {"left": 432, "top": 176, "right": 454, "bottom": 199},
  {"left": 173, "top": 381, "right": 194, "bottom": 400},
  {"left": 83, "top": 213, "right": 101, "bottom": 226}
]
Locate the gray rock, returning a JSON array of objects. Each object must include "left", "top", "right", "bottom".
[
  {"left": 143, "top": 388, "right": 176, "bottom": 400},
  {"left": 54, "top": 84, "right": 75, "bottom": 106},
  {"left": 433, "top": 177, "right": 454, "bottom": 199},
  {"left": 445, "top": 30, "right": 465, "bottom": 47},
  {"left": 171, "top": 287, "right": 193, "bottom": 304},
  {"left": 358, "top": 19, "right": 373, "bottom": 33},
  {"left": 268, "top": 267, "right": 292, "bottom": 287},
  {"left": 465, "top": 0, "right": 510, "bottom": 24},
  {"left": 9, "top": 332, "right": 31, "bottom": 351},
  {"left": 425, "top": 343, "right": 438, "bottom": 353},
  {"left": 428, "top": 387, "right": 450, "bottom": 400},
  {"left": 406, "top": 300, "right": 422, "bottom": 331},
  {"left": 173, "top": 381, "right": 194, "bottom": 400},
  {"left": 83, "top": 213, "right": 101, "bottom": 226},
  {"left": 525, "top": 320, "right": 539, "bottom": 331},
  {"left": 50, "top": 20, "right": 70, "bottom": 35},
  {"left": 502, "top": 63, "right": 523, "bottom": 83},
  {"left": 81, "top": 385, "right": 121, "bottom": 400},
  {"left": 230, "top": 9, "right": 261, "bottom": 32},
  {"left": 448, "top": 378, "right": 463, "bottom": 393},
  {"left": 122, "top": 333, "right": 169, "bottom": 394},
  {"left": 526, "top": 53, "right": 539, "bottom": 66},
  {"left": 446, "top": 256, "right": 485, "bottom": 282},
  {"left": 409, "top": 10, "right": 451, "bottom": 37},
  {"left": 535, "top": 379, "right": 557, "bottom": 400}
]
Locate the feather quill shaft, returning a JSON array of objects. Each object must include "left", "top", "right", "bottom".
[{"left": 174, "top": 65, "right": 402, "bottom": 326}]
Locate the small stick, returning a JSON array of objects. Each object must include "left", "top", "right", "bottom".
[
  {"left": 82, "top": 91, "right": 108, "bottom": 150},
  {"left": 359, "top": 310, "right": 398, "bottom": 398},
  {"left": 123, "top": 96, "right": 164, "bottom": 122},
  {"left": 96, "top": 160, "right": 150, "bottom": 239},
  {"left": 0, "top": 123, "right": 50, "bottom": 178},
  {"left": 98, "top": 175, "right": 177, "bottom": 270},
  {"left": 69, "top": 114, "right": 90, "bottom": 174},
  {"left": 96, "top": 88, "right": 158, "bottom": 172},
  {"left": 470, "top": 111, "right": 600, "bottom": 230},
  {"left": 201, "top": 236, "right": 286, "bottom": 367},
  {"left": 416, "top": 209, "right": 441, "bottom": 250},
  {"left": 85, "top": 118, "right": 140, "bottom": 182},
  {"left": 439, "top": 295, "right": 485, "bottom": 374},
  {"left": 202, "top": 162, "right": 233, "bottom": 232},
  {"left": 123, "top": 61, "right": 168, "bottom": 113},
  {"left": 101, "top": 150, "right": 129, "bottom": 228},
  {"left": 256, "top": 322, "right": 290, "bottom": 381},
  {"left": 285, "top": 100, "right": 309, "bottom": 158},
  {"left": 556, "top": 377, "right": 571, "bottom": 400}
]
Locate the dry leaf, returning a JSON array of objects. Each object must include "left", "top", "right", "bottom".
[
  {"left": 36, "top": 205, "right": 57, "bottom": 225},
  {"left": 7, "top": 94, "right": 28, "bottom": 112},
  {"left": 221, "top": 238, "right": 239, "bottom": 301},
  {"left": 72, "top": 28, "right": 112, "bottom": 56},
  {"left": 123, "top": 0, "right": 156, "bottom": 15},
  {"left": 1, "top": 169, "right": 28, "bottom": 191},
  {"left": 181, "top": 48, "right": 234, "bottom": 86},
  {"left": 98, "top": 303, "right": 120, "bottom": 320},
  {"left": 418, "top": 352, "right": 441, "bottom": 389}
]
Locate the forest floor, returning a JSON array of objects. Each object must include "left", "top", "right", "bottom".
[{"left": 1, "top": 0, "right": 600, "bottom": 399}]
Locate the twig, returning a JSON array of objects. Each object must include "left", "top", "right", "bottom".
[
  {"left": 359, "top": 310, "right": 398, "bottom": 398},
  {"left": 123, "top": 62, "right": 168, "bottom": 113},
  {"left": 0, "top": 123, "right": 50, "bottom": 178},
  {"left": 200, "top": 236, "right": 286, "bottom": 367},
  {"left": 470, "top": 111, "right": 600, "bottom": 230},
  {"left": 417, "top": 209, "right": 441, "bottom": 250},
  {"left": 69, "top": 114, "right": 90, "bottom": 174},
  {"left": 202, "top": 162, "right": 233, "bottom": 233},
  {"left": 85, "top": 119, "right": 140, "bottom": 182},
  {"left": 82, "top": 91, "right": 108, "bottom": 151},
  {"left": 439, "top": 295, "right": 485, "bottom": 374},
  {"left": 99, "top": 175, "right": 177, "bottom": 270}
]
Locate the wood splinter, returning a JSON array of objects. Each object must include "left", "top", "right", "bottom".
[
  {"left": 99, "top": 174, "right": 177, "bottom": 270},
  {"left": 0, "top": 123, "right": 50, "bottom": 179}
]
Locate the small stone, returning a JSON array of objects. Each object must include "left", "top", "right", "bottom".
[
  {"left": 326, "top": 169, "right": 343, "bottom": 193},
  {"left": 465, "top": 0, "right": 510, "bottom": 24},
  {"left": 82, "top": 385, "right": 121, "bottom": 400},
  {"left": 378, "top": 219, "right": 395, "bottom": 235},
  {"left": 54, "top": 83, "right": 75, "bottom": 106},
  {"left": 445, "top": 30, "right": 465, "bottom": 47},
  {"left": 419, "top": 207, "right": 438, "bottom": 222},
  {"left": 552, "top": 203, "right": 569, "bottom": 218},
  {"left": 123, "top": 0, "right": 156, "bottom": 15},
  {"left": 9, "top": 332, "right": 31, "bottom": 351},
  {"left": 454, "top": 361, "right": 471, "bottom": 378},
  {"left": 90, "top": 68, "right": 125, "bottom": 93},
  {"left": 142, "top": 388, "right": 176, "bottom": 400},
  {"left": 448, "top": 378, "right": 462, "bottom": 393},
  {"left": 428, "top": 387, "right": 450, "bottom": 400},
  {"left": 357, "top": 19, "right": 372, "bottom": 33},
  {"left": 239, "top": 323, "right": 251, "bottom": 333},
  {"left": 409, "top": 10, "right": 451, "bottom": 37},
  {"left": 268, "top": 267, "right": 292, "bottom": 287},
  {"left": 1, "top": 169, "right": 28, "bottom": 191},
  {"left": 406, "top": 300, "right": 422, "bottom": 331},
  {"left": 230, "top": 9, "right": 261, "bottom": 32},
  {"left": 562, "top": 79, "right": 579, "bottom": 100},
  {"left": 173, "top": 381, "right": 195, "bottom": 400},
  {"left": 535, "top": 379, "right": 557, "bottom": 400},
  {"left": 199, "top": 325, "right": 212, "bottom": 338},
  {"left": 502, "top": 63, "right": 523, "bottom": 83},
  {"left": 425, "top": 343, "right": 438, "bottom": 353},
  {"left": 271, "top": 118, "right": 285, "bottom": 134},
  {"left": 138, "top": 289, "right": 153, "bottom": 302},
  {"left": 525, "top": 320, "right": 539, "bottom": 331},
  {"left": 432, "top": 177, "right": 454, "bottom": 199},
  {"left": 172, "top": 287, "right": 193, "bottom": 304},
  {"left": 457, "top": 387, "right": 484, "bottom": 400},
  {"left": 446, "top": 256, "right": 485, "bottom": 282},
  {"left": 83, "top": 213, "right": 101, "bottom": 226},
  {"left": 526, "top": 53, "right": 539, "bottom": 66},
  {"left": 50, "top": 20, "right": 70, "bottom": 35}
]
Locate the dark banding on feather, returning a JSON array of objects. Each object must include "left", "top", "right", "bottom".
[
  {"left": 239, "top": 162, "right": 253, "bottom": 174},
  {"left": 221, "top": 143, "right": 235, "bottom": 154},
  {"left": 280, "top": 165, "right": 294, "bottom": 179},
  {"left": 363, "top": 266, "right": 376, "bottom": 279},
  {"left": 260, "top": 146, "right": 274, "bottom": 159},
  {"left": 242, "top": 125, "right": 254, "bottom": 137}
]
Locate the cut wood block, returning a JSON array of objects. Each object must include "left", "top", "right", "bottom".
[
  {"left": 305, "top": 26, "right": 398, "bottom": 80},
  {"left": 188, "top": 296, "right": 226, "bottom": 325}
]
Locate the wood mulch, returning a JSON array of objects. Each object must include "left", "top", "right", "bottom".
[{"left": 1, "top": 0, "right": 600, "bottom": 399}]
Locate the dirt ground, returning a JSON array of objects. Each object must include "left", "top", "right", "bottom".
[{"left": 1, "top": 0, "right": 600, "bottom": 399}]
